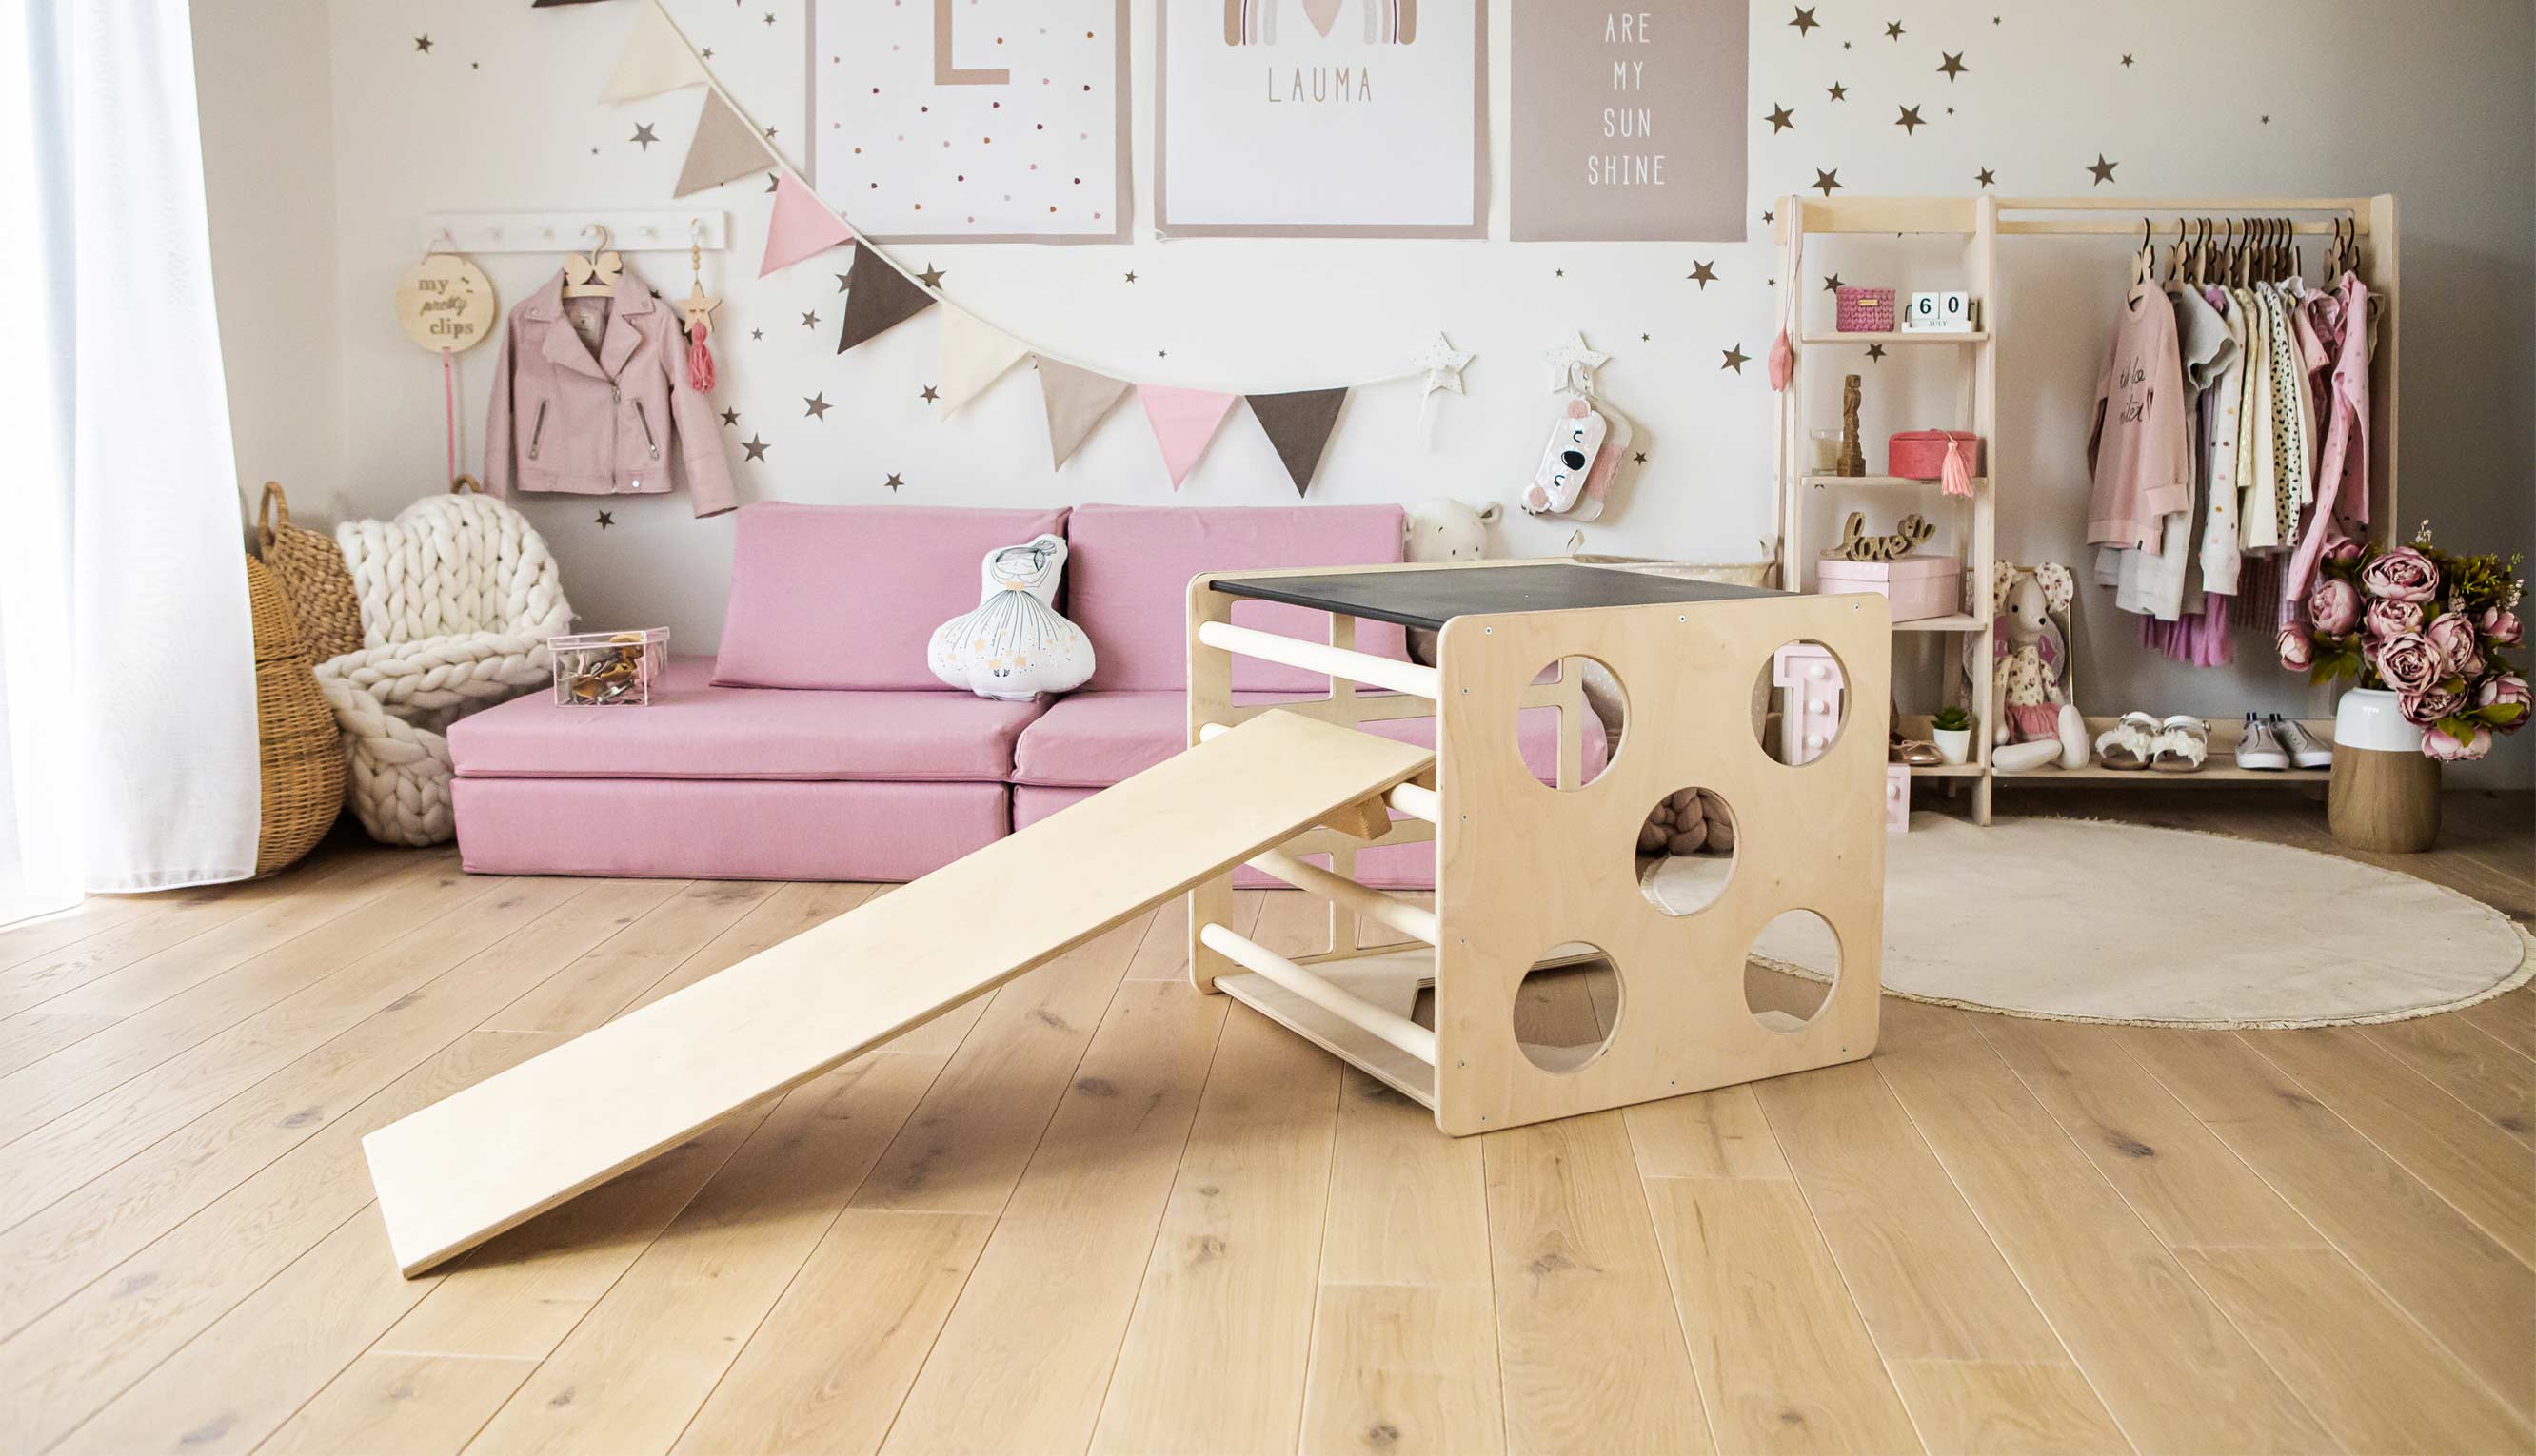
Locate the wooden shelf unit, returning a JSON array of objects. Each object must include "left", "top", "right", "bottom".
[{"left": 1773, "top": 192, "right": 2399, "bottom": 824}]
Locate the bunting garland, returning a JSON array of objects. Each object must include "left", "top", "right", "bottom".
[{"left": 592, "top": 0, "right": 1474, "bottom": 495}]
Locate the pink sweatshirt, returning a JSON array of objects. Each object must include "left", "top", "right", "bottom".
[{"left": 2085, "top": 285, "right": 2192, "bottom": 550}]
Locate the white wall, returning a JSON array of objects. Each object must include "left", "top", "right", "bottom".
[
  {"left": 191, "top": 0, "right": 341, "bottom": 529},
  {"left": 221, "top": 0, "right": 2535, "bottom": 782}
]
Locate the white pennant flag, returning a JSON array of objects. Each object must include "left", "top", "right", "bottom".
[
  {"left": 936, "top": 307, "right": 1032, "bottom": 416},
  {"left": 602, "top": 0, "right": 709, "bottom": 104}
]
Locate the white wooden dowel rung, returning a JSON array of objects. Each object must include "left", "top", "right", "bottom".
[
  {"left": 1385, "top": 781, "right": 1440, "bottom": 823},
  {"left": 1248, "top": 850, "right": 1439, "bottom": 946},
  {"left": 1199, "top": 923, "right": 1437, "bottom": 1065},
  {"left": 1197, "top": 621, "right": 1442, "bottom": 700},
  {"left": 1199, "top": 721, "right": 1232, "bottom": 742}
]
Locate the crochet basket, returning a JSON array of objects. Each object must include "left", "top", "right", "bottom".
[
  {"left": 1833, "top": 286, "right": 1897, "bottom": 333},
  {"left": 255, "top": 482, "right": 365, "bottom": 663},
  {"left": 246, "top": 554, "right": 345, "bottom": 875}
]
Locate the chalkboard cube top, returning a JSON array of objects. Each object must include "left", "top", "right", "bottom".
[{"left": 1208, "top": 562, "right": 1782, "bottom": 634}]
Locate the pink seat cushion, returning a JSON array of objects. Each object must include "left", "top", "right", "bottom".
[
  {"left": 712, "top": 502, "right": 1068, "bottom": 690},
  {"left": 1063, "top": 503, "right": 1407, "bottom": 693},
  {"left": 451, "top": 658, "right": 1044, "bottom": 782},
  {"left": 1012, "top": 690, "right": 1600, "bottom": 789},
  {"left": 456, "top": 777, "right": 1008, "bottom": 881}
]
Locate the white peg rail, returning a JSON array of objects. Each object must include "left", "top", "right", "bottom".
[
  {"left": 1199, "top": 922, "right": 1437, "bottom": 1065},
  {"left": 1196, "top": 621, "right": 1441, "bottom": 700},
  {"left": 422, "top": 211, "right": 729, "bottom": 254}
]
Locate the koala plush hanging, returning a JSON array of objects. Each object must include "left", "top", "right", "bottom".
[
  {"left": 1519, "top": 393, "right": 1636, "bottom": 522},
  {"left": 928, "top": 535, "right": 1096, "bottom": 701}
]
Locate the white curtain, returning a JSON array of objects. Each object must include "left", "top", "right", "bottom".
[{"left": 0, "top": 0, "right": 260, "bottom": 917}]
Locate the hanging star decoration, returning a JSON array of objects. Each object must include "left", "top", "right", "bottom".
[
  {"left": 1896, "top": 105, "right": 1926, "bottom": 134},
  {"left": 1939, "top": 51, "right": 1968, "bottom": 81},
  {"left": 803, "top": 393, "right": 831, "bottom": 420},
  {"left": 1543, "top": 332, "right": 1611, "bottom": 393},
  {"left": 1789, "top": 6, "right": 1818, "bottom": 35},
  {"left": 1413, "top": 332, "right": 1475, "bottom": 397},
  {"left": 742, "top": 434, "right": 771, "bottom": 462},
  {"left": 1689, "top": 260, "right": 1719, "bottom": 289},
  {"left": 1813, "top": 168, "right": 1844, "bottom": 195},
  {"left": 1721, "top": 344, "right": 1751, "bottom": 373},
  {"left": 1765, "top": 103, "right": 1796, "bottom": 133},
  {"left": 631, "top": 123, "right": 659, "bottom": 150},
  {"left": 594, "top": 510, "right": 614, "bottom": 529},
  {"left": 679, "top": 281, "right": 719, "bottom": 339},
  {"left": 916, "top": 264, "right": 946, "bottom": 289},
  {"left": 2087, "top": 153, "right": 2119, "bottom": 186}
]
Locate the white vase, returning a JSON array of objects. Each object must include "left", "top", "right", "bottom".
[
  {"left": 2333, "top": 687, "right": 2424, "bottom": 753},
  {"left": 1932, "top": 726, "right": 1972, "bottom": 765}
]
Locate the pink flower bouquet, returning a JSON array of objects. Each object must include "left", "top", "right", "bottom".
[{"left": 2284, "top": 524, "right": 2528, "bottom": 760}]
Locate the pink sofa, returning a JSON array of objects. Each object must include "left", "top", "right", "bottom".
[{"left": 449, "top": 502, "right": 1599, "bottom": 885}]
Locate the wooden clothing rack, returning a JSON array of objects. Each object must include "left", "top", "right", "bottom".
[{"left": 1771, "top": 193, "right": 2399, "bottom": 823}]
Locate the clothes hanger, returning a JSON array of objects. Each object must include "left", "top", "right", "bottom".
[
  {"left": 562, "top": 223, "right": 624, "bottom": 300},
  {"left": 2130, "top": 217, "right": 2154, "bottom": 288}
]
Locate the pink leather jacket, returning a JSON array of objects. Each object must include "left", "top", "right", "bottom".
[{"left": 484, "top": 269, "right": 735, "bottom": 518}]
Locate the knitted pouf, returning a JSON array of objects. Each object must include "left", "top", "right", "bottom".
[{"left": 316, "top": 487, "right": 572, "bottom": 845}]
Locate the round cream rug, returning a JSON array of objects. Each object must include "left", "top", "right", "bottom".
[{"left": 1642, "top": 814, "right": 2534, "bottom": 1028}]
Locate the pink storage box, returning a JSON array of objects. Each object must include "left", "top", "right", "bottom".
[
  {"left": 1816, "top": 553, "right": 1964, "bottom": 622},
  {"left": 1833, "top": 286, "right": 1896, "bottom": 332},
  {"left": 1888, "top": 430, "right": 1983, "bottom": 481}
]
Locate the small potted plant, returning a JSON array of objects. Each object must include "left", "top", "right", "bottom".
[{"left": 1931, "top": 705, "right": 1974, "bottom": 765}]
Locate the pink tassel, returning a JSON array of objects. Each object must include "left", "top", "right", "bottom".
[
  {"left": 685, "top": 317, "right": 717, "bottom": 394},
  {"left": 1940, "top": 438, "right": 1972, "bottom": 497},
  {"left": 1767, "top": 329, "right": 1793, "bottom": 391}
]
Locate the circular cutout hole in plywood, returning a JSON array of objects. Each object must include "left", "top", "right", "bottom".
[
  {"left": 1518, "top": 656, "right": 1621, "bottom": 790},
  {"left": 1758, "top": 640, "right": 1850, "bottom": 766},
  {"left": 1747, "top": 909, "right": 1838, "bottom": 1031},
  {"left": 1635, "top": 787, "right": 1737, "bottom": 916},
  {"left": 1513, "top": 941, "right": 1620, "bottom": 1072}
]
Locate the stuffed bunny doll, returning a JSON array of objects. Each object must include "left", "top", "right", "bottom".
[
  {"left": 1981, "top": 562, "right": 2090, "bottom": 770},
  {"left": 928, "top": 535, "right": 1095, "bottom": 701}
]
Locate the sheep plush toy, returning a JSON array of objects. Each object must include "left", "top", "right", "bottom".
[
  {"left": 1402, "top": 497, "right": 1498, "bottom": 666},
  {"left": 928, "top": 535, "right": 1095, "bottom": 701}
]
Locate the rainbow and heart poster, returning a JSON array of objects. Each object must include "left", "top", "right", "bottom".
[{"left": 1158, "top": 0, "right": 1485, "bottom": 237}]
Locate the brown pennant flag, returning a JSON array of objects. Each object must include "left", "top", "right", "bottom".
[
  {"left": 1244, "top": 388, "right": 1350, "bottom": 496},
  {"left": 835, "top": 240, "right": 939, "bottom": 354}
]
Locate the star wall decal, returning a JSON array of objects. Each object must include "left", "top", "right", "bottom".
[
  {"left": 1896, "top": 105, "right": 1926, "bottom": 134},
  {"left": 1975, "top": 167, "right": 1997, "bottom": 187},
  {"left": 1762, "top": 208, "right": 1775, "bottom": 224},
  {"left": 594, "top": 509, "right": 614, "bottom": 528},
  {"left": 801, "top": 309, "right": 821, "bottom": 329},
  {"left": 1721, "top": 344, "right": 1751, "bottom": 373},
  {"left": 836, "top": 273, "right": 852, "bottom": 292},
  {"left": 631, "top": 123, "right": 659, "bottom": 150},
  {"left": 882, "top": 473, "right": 904, "bottom": 492},
  {"left": 1689, "top": 260, "right": 1719, "bottom": 288},
  {"left": 2120, "top": 52, "right": 2135, "bottom": 68},
  {"left": 750, "top": 327, "right": 763, "bottom": 341},
  {"left": 1765, "top": 103, "right": 1796, "bottom": 133},
  {"left": 2087, "top": 153, "right": 2119, "bottom": 186},
  {"left": 1866, "top": 343, "right": 1889, "bottom": 361},
  {"left": 1412, "top": 332, "right": 1475, "bottom": 396},
  {"left": 1823, "top": 273, "right": 1845, "bottom": 292},
  {"left": 413, "top": 34, "right": 432, "bottom": 52},
  {"left": 917, "top": 264, "right": 945, "bottom": 289},
  {"left": 921, "top": 384, "right": 940, "bottom": 403},
  {"left": 721, "top": 407, "right": 740, "bottom": 426},
  {"left": 702, "top": 47, "right": 713, "bottom": 59},
  {"left": 742, "top": 434, "right": 771, "bottom": 462},
  {"left": 1827, "top": 81, "right": 1848, "bottom": 101},
  {"left": 766, "top": 174, "right": 780, "bottom": 192},
  {"left": 1633, "top": 452, "right": 1648, "bottom": 464},
  {"left": 1939, "top": 51, "right": 1968, "bottom": 81},
  {"left": 803, "top": 393, "right": 831, "bottom": 420},
  {"left": 1123, "top": 271, "right": 1138, "bottom": 283},
  {"left": 1543, "top": 332, "right": 1610, "bottom": 392},
  {"left": 1885, "top": 20, "right": 1905, "bottom": 39},
  {"left": 1813, "top": 168, "right": 1844, "bottom": 195},
  {"left": 1789, "top": 6, "right": 1818, "bottom": 36}
]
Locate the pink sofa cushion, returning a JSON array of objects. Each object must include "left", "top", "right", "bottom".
[
  {"left": 1063, "top": 503, "right": 1407, "bottom": 693},
  {"left": 712, "top": 502, "right": 1068, "bottom": 690},
  {"left": 456, "top": 777, "right": 1008, "bottom": 881},
  {"left": 451, "top": 658, "right": 1043, "bottom": 782},
  {"left": 1011, "top": 690, "right": 1600, "bottom": 789}
]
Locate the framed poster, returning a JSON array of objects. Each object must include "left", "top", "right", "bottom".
[
  {"left": 1510, "top": 0, "right": 1747, "bottom": 242},
  {"left": 809, "top": 0, "right": 1129, "bottom": 243},
  {"left": 1158, "top": 0, "right": 1486, "bottom": 238}
]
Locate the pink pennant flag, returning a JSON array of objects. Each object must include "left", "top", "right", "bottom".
[
  {"left": 760, "top": 174, "right": 852, "bottom": 276},
  {"left": 1136, "top": 384, "right": 1239, "bottom": 490}
]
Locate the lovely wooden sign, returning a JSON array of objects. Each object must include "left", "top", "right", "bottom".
[{"left": 1827, "top": 511, "right": 1936, "bottom": 562}]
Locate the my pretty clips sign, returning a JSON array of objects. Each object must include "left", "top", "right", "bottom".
[
  {"left": 1510, "top": 0, "right": 1747, "bottom": 242},
  {"left": 1158, "top": 0, "right": 1485, "bottom": 237}
]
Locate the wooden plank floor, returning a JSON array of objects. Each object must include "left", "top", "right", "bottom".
[{"left": 0, "top": 790, "right": 2526, "bottom": 1456}]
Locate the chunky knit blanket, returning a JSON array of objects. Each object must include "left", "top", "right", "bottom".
[{"left": 315, "top": 492, "right": 572, "bottom": 845}]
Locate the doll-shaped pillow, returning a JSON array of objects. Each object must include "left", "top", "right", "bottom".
[{"left": 927, "top": 534, "right": 1096, "bottom": 701}]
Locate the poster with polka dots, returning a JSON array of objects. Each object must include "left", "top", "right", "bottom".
[
  {"left": 1157, "top": 0, "right": 1485, "bottom": 237},
  {"left": 808, "top": 0, "right": 1128, "bottom": 243}
]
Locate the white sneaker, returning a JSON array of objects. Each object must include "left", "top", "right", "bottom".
[
  {"left": 2271, "top": 714, "right": 2333, "bottom": 770},
  {"left": 2235, "top": 712, "right": 2288, "bottom": 771}
]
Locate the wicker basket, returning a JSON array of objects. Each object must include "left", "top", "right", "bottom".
[
  {"left": 247, "top": 555, "right": 346, "bottom": 875},
  {"left": 255, "top": 482, "right": 365, "bottom": 661}
]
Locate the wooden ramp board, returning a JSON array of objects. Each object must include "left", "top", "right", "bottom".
[{"left": 364, "top": 710, "right": 1434, "bottom": 1276}]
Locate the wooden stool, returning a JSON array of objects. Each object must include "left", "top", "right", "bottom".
[{"left": 2328, "top": 746, "right": 2440, "bottom": 853}]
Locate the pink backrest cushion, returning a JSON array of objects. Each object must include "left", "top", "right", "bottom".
[
  {"left": 713, "top": 502, "right": 1069, "bottom": 690},
  {"left": 1065, "top": 503, "right": 1407, "bottom": 692}
]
